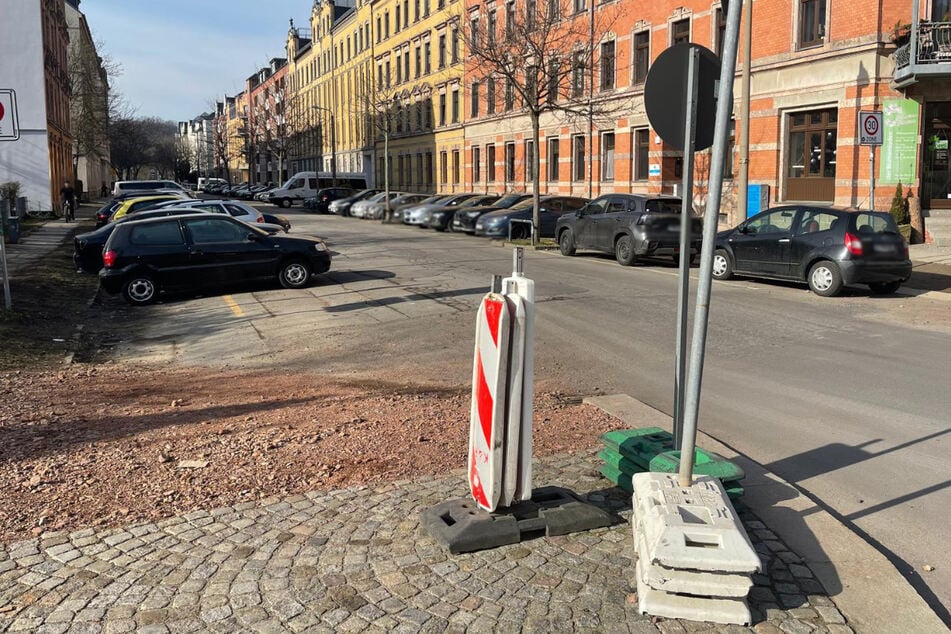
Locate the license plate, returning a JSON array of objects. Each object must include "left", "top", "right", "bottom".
[{"left": 873, "top": 243, "right": 896, "bottom": 253}]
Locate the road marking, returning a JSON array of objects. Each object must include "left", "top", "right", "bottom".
[{"left": 223, "top": 295, "right": 245, "bottom": 317}]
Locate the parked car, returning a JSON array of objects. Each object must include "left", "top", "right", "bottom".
[
  {"left": 451, "top": 193, "right": 534, "bottom": 233},
  {"left": 112, "top": 180, "right": 189, "bottom": 197},
  {"left": 712, "top": 206, "right": 911, "bottom": 296},
  {"left": 99, "top": 215, "right": 331, "bottom": 305},
  {"left": 369, "top": 193, "right": 432, "bottom": 220},
  {"left": 149, "top": 199, "right": 266, "bottom": 226},
  {"left": 254, "top": 186, "right": 277, "bottom": 201},
  {"left": 555, "top": 194, "right": 698, "bottom": 265},
  {"left": 351, "top": 191, "right": 404, "bottom": 218},
  {"left": 327, "top": 189, "right": 383, "bottom": 216},
  {"left": 304, "top": 187, "right": 356, "bottom": 213},
  {"left": 109, "top": 195, "right": 194, "bottom": 222},
  {"left": 425, "top": 195, "right": 501, "bottom": 231},
  {"left": 74, "top": 208, "right": 208, "bottom": 274},
  {"left": 477, "top": 196, "right": 589, "bottom": 239},
  {"left": 403, "top": 193, "right": 479, "bottom": 226}
]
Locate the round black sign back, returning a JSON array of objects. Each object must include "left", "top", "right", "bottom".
[{"left": 644, "top": 43, "right": 722, "bottom": 151}]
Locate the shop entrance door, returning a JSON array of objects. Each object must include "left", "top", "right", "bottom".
[{"left": 924, "top": 102, "right": 951, "bottom": 209}]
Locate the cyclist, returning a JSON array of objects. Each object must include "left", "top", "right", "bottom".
[{"left": 60, "top": 180, "right": 75, "bottom": 222}]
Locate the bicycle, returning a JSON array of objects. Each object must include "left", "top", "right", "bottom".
[{"left": 62, "top": 198, "right": 75, "bottom": 222}]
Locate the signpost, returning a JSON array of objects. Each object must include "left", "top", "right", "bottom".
[
  {"left": 0, "top": 89, "right": 20, "bottom": 309},
  {"left": 859, "top": 111, "right": 883, "bottom": 211}
]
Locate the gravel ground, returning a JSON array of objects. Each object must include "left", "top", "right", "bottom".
[{"left": 0, "top": 363, "right": 619, "bottom": 543}]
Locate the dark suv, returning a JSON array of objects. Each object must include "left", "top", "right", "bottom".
[
  {"left": 99, "top": 215, "right": 331, "bottom": 305},
  {"left": 713, "top": 206, "right": 911, "bottom": 296},
  {"left": 555, "top": 194, "right": 700, "bottom": 265}
]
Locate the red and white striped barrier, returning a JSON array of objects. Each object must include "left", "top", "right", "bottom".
[{"left": 468, "top": 293, "right": 511, "bottom": 512}]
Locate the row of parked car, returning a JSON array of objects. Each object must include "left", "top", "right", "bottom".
[
  {"left": 324, "top": 188, "right": 914, "bottom": 297},
  {"left": 202, "top": 181, "right": 277, "bottom": 202}
]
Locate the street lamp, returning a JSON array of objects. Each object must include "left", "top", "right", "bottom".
[{"left": 312, "top": 105, "right": 337, "bottom": 186}]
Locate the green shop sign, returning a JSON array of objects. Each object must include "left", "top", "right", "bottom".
[{"left": 880, "top": 99, "right": 919, "bottom": 184}]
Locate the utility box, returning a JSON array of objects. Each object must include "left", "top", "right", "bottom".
[{"left": 745, "top": 184, "right": 770, "bottom": 219}]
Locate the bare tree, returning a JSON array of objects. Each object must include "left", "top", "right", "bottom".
[
  {"left": 461, "top": 0, "right": 619, "bottom": 241},
  {"left": 210, "top": 112, "right": 234, "bottom": 181},
  {"left": 258, "top": 78, "right": 295, "bottom": 185},
  {"left": 362, "top": 88, "right": 402, "bottom": 221},
  {"left": 108, "top": 116, "right": 178, "bottom": 179}
]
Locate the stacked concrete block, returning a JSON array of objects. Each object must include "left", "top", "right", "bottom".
[{"left": 632, "top": 472, "right": 762, "bottom": 625}]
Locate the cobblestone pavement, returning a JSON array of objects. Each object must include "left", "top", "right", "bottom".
[{"left": 0, "top": 453, "right": 853, "bottom": 633}]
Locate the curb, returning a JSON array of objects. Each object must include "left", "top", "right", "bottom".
[{"left": 583, "top": 393, "right": 948, "bottom": 634}]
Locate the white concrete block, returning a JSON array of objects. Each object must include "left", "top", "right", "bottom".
[
  {"left": 634, "top": 525, "right": 753, "bottom": 598},
  {"left": 632, "top": 472, "right": 760, "bottom": 574},
  {"left": 636, "top": 559, "right": 752, "bottom": 625}
]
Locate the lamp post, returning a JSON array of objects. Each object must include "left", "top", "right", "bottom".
[{"left": 312, "top": 105, "right": 337, "bottom": 186}]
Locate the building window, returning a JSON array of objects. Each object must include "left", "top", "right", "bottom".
[
  {"left": 385, "top": 12, "right": 390, "bottom": 38},
  {"left": 473, "top": 146, "right": 481, "bottom": 182},
  {"left": 488, "top": 10, "right": 497, "bottom": 46},
  {"left": 634, "top": 128, "right": 649, "bottom": 180},
  {"left": 451, "top": 89, "right": 460, "bottom": 123},
  {"left": 415, "top": 45, "right": 422, "bottom": 77},
  {"left": 571, "top": 51, "right": 585, "bottom": 97},
  {"left": 505, "top": 142, "right": 516, "bottom": 182},
  {"left": 547, "top": 0, "right": 560, "bottom": 20},
  {"left": 487, "top": 77, "right": 496, "bottom": 114},
  {"left": 439, "top": 93, "right": 447, "bottom": 126},
  {"left": 715, "top": 7, "right": 727, "bottom": 58},
  {"left": 600, "top": 41, "right": 615, "bottom": 91},
  {"left": 439, "top": 34, "right": 447, "bottom": 68},
  {"left": 574, "top": 0, "right": 586, "bottom": 13},
  {"left": 470, "top": 17, "right": 480, "bottom": 50},
  {"left": 572, "top": 135, "right": 586, "bottom": 181},
  {"left": 377, "top": 17, "right": 382, "bottom": 42},
  {"left": 504, "top": 78, "right": 515, "bottom": 111},
  {"left": 487, "top": 144, "right": 496, "bottom": 182},
  {"left": 451, "top": 27, "right": 459, "bottom": 63},
  {"left": 425, "top": 41, "right": 432, "bottom": 73},
  {"left": 548, "top": 137, "right": 560, "bottom": 181},
  {"left": 547, "top": 60, "right": 560, "bottom": 103},
  {"left": 396, "top": 6, "right": 401, "bottom": 31},
  {"left": 415, "top": 0, "right": 420, "bottom": 21},
  {"left": 799, "top": 0, "right": 826, "bottom": 48},
  {"left": 506, "top": 2, "right": 516, "bottom": 38},
  {"left": 425, "top": 151, "right": 433, "bottom": 184},
  {"left": 724, "top": 118, "right": 735, "bottom": 179},
  {"left": 424, "top": 0, "right": 430, "bottom": 16},
  {"left": 634, "top": 31, "right": 650, "bottom": 83},
  {"left": 525, "top": 140, "right": 535, "bottom": 181},
  {"left": 440, "top": 151, "right": 448, "bottom": 184},
  {"left": 471, "top": 83, "right": 480, "bottom": 118},
  {"left": 601, "top": 132, "right": 615, "bottom": 180},
  {"left": 404, "top": 49, "right": 410, "bottom": 80},
  {"left": 787, "top": 108, "right": 837, "bottom": 178},
  {"left": 672, "top": 18, "right": 690, "bottom": 45},
  {"left": 453, "top": 150, "right": 461, "bottom": 184}
]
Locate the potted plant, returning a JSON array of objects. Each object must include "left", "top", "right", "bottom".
[
  {"left": 891, "top": 21, "right": 912, "bottom": 47},
  {"left": 889, "top": 182, "right": 912, "bottom": 241}
]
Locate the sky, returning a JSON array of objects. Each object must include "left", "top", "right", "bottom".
[{"left": 79, "top": 0, "right": 308, "bottom": 123}]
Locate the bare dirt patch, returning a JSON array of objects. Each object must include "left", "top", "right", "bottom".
[{"left": 0, "top": 363, "right": 619, "bottom": 542}]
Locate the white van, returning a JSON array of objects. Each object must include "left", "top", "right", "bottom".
[
  {"left": 197, "top": 177, "right": 228, "bottom": 192},
  {"left": 267, "top": 172, "right": 318, "bottom": 208}
]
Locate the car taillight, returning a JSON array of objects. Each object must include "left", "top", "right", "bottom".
[
  {"left": 844, "top": 232, "right": 863, "bottom": 256},
  {"left": 103, "top": 250, "right": 117, "bottom": 268},
  {"left": 256, "top": 217, "right": 263, "bottom": 223},
  {"left": 97, "top": 212, "right": 106, "bottom": 221}
]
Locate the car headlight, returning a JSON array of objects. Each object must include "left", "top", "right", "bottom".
[{"left": 314, "top": 241, "right": 327, "bottom": 252}]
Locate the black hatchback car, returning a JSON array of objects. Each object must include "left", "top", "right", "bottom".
[
  {"left": 712, "top": 206, "right": 911, "bottom": 296},
  {"left": 555, "top": 194, "right": 700, "bottom": 265},
  {"left": 99, "top": 215, "right": 331, "bottom": 305}
]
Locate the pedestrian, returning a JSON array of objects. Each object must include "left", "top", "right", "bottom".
[
  {"left": 100, "top": 182, "right": 108, "bottom": 198},
  {"left": 59, "top": 180, "right": 76, "bottom": 222}
]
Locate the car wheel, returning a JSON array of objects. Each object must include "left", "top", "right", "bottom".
[
  {"left": 559, "top": 230, "right": 576, "bottom": 256},
  {"left": 615, "top": 235, "right": 637, "bottom": 266},
  {"left": 808, "top": 260, "right": 844, "bottom": 297},
  {"left": 869, "top": 280, "right": 902, "bottom": 295},
  {"left": 122, "top": 275, "right": 157, "bottom": 305},
  {"left": 278, "top": 259, "right": 311, "bottom": 289},
  {"left": 712, "top": 249, "right": 733, "bottom": 280},
  {"left": 511, "top": 224, "right": 530, "bottom": 240},
  {"left": 280, "top": 198, "right": 292, "bottom": 209}
]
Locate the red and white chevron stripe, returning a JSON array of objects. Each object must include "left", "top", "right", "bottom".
[{"left": 468, "top": 293, "right": 511, "bottom": 512}]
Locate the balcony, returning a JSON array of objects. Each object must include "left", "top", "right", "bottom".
[{"left": 893, "top": 21, "right": 951, "bottom": 88}]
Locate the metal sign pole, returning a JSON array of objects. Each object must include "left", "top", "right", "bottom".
[
  {"left": 673, "top": 49, "right": 699, "bottom": 449},
  {"left": 869, "top": 145, "right": 876, "bottom": 211},
  {"left": 678, "top": 0, "right": 743, "bottom": 487},
  {"left": 0, "top": 229, "right": 11, "bottom": 310}
]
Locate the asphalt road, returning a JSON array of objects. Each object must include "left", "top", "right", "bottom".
[{"left": 93, "top": 207, "right": 951, "bottom": 621}]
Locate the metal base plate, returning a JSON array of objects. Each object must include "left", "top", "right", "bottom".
[{"left": 421, "top": 486, "right": 612, "bottom": 554}]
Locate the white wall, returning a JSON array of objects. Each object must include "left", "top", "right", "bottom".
[{"left": 0, "top": 1, "right": 52, "bottom": 210}]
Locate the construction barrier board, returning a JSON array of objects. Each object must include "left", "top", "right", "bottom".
[
  {"left": 468, "top": 293, "right": 511, "bottom": 512},
  {"left": 634, "top": 526, "right": 753, "bottom": 598},
  {"left": 502, "top": 274, "right": 535, "bottom": 503},
  {"left": 636, "top": 559, "right": 752, "bottom": 625},
  {"left": 633, "top": 472, "right": 761, "bottom": 574},
  {"left": 500, "top": 292, "right": 526, "bottom": 508}
]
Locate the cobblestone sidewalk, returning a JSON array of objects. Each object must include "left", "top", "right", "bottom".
[{"left": 0, "top": 453, "right": 852, "bottom": 633}]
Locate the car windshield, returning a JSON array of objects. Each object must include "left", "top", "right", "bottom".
[
  {"left": 855, "top": 212, "right": 899, "bottom": 235},
  {"left": 645, "top": 199, "right": 684, "bottom": 214},
  {"left": 494, "top": 194, "right": 529, "bottom": 208},
  {"left": 367, "top": 192, "right": 389, "bottom": 202},
  {"left": 420, "top": 195, "right": 448, "bottom": 204},
  {"left": 459, "top": 196, "right": 495, "bottom": 208}
]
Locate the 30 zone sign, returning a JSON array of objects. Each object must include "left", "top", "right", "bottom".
[{"left": 859, "top": 111, "right": 882, "bottom": 146}]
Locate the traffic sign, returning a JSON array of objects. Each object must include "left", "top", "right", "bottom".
[
  {"left": 0, "top": 90, "right": 19, "bottom": 141},
  {"left": 859, "top": 111, "right": 883, "bottom": 146}
]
